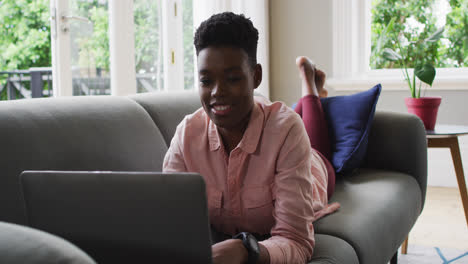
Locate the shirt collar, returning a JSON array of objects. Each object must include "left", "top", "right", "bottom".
[{"left": 208, "top": 102, "right": 264, "bottom": 154}]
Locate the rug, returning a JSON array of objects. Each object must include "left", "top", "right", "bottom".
[{"left": 399, "top": 245, "right": 468, "bottom": 264}]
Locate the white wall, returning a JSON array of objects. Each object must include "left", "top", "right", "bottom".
[
  {"left": 269, "top": 0, "right": 333, "bottom": 104},
  {"left": 269, "top": 0, "right": 468, "bottom": 187}
]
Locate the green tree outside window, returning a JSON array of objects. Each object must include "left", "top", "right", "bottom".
[
  {"left": 371, "top": 0, "right": 468, "bottom": 69},
  {"left": 0, "top": 0, "right": 195, "bottom": 99}
]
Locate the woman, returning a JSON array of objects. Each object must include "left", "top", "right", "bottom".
[{"left": 163, "top": 12, "right": 339, "bottom": 264}]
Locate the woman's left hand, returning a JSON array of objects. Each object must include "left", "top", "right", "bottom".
[{"left": 212, "top": 239, "right": 248, "bottom": 264}]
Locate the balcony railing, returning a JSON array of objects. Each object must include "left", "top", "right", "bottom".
[
  {"left": 1, "top": 67, "right": 163, "bottom": 101},
  {"left": 0, "top": 68, "right": 53, "bottom": 100}
]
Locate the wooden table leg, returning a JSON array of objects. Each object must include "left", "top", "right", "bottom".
[
  {"left": 401, "top": 236, "right": 408, "bottom": 254},
  {"left": 448, "top": 137, "right": 468, "bottom": 226}
]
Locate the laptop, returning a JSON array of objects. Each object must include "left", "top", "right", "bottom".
[{"left": 20, "top": 171, "right": 212, "bottom": 264}]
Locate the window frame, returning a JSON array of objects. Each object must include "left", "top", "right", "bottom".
[
  {"left": 328, "top": 0, "right": 468, "bottom": 92},
  {"left": 162, "top": 0, "right": 187, "bottom": 92}
]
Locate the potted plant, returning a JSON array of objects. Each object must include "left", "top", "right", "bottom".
[{"left": 382, "top": 20, "right": 444, "bottom": 130}]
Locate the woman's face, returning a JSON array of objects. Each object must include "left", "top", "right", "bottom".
[{"left": 197, "top": 46, "right": 261, "bottom": 132}]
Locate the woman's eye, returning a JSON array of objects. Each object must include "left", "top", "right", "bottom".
[
  {"left": 200, "top": 79, "right": 212, "bottom": 86},
  {"left": 227, "top": 77, "right": 241, "bottom": 82}
]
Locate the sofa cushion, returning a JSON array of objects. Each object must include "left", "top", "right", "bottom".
[
  {"left": 0, "top": 221, "right": 96, "bottom": 264},
  {"left": 320, "top": 84, "right": 381, "bottom": 174},
  {"left": 309, "top": 234, "right": 359, "bottom": 264},
  {"left": 313, "top": 168, "right": 422, "bottom": 264},
  {"left": 0, "top": 96, "right": 168, "bottom": 224},
  {"left": 130, "top": 92, "right": 202, "bottom": 146}
]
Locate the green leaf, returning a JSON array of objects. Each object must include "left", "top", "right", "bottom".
[
  {"left": 415, "top": 64, "right": 436, "bottom": 86},
  {"left": 425, "top": 27, "right": 445, "bottom": 42},
  {"left": 382, "top": 48, "right": 402, "bottom": 61},
  {"left": 376, "top": 18, "right": 396, "bottom": 52}
]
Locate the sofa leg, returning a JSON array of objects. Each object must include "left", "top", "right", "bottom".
[{"left": 390, "top": 251, "right": 398, "bottom": 264}]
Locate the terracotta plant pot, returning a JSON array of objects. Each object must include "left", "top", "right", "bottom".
[{"left": 404, "top": 97, "right": 442, "bottom": 130}]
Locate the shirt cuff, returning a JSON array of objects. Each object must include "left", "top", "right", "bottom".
[{"left": 259, "top": 238, "right": 285, "bottom": 264}]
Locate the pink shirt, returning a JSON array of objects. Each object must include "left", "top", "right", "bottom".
[{"left": 163, "top": 96, "right": 337, "bottom": 264}]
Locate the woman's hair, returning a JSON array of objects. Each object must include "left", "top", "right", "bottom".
[{"left": 194, "top": 12, "right": 259, "bottom": 67}]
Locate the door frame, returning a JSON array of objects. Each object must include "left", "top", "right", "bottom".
[{"left": 50, "top": 0, "right": 73, "bottom": 96}]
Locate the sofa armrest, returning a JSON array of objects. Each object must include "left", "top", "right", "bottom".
[{"left": 363, "top": 111, "right": 428, "bottom": 209}]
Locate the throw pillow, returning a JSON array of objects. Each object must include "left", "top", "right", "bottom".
[{"left": 320, "top": 84, "right": 382, "bottom": 174}]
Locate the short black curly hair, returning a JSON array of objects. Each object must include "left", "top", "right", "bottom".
[{"left": 194, "top": 12, "right": 259, "bottom": 67}]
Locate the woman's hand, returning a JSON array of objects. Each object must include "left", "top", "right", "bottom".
[{"left": 212, "top": 239, "right": 248, "bottom": 264}]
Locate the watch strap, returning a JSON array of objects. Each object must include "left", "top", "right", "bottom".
[{"left": 233, "top": 232, "right": 260, "bottom": 264}]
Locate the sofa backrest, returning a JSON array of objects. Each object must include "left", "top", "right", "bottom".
[
  {"left": 0, "top": 96, "right": 168, "bottom": 224},
  {"left": 129, "top": 91, "right": 202, "bottom": 146}
]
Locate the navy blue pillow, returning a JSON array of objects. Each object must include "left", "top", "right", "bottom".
[{"left": 320, "top": 84, "right": 381, "bottom": 174}]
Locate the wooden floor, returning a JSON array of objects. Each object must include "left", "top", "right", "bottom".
[{"left": 408, "top": 186, "right": 468, "bottom": 250}]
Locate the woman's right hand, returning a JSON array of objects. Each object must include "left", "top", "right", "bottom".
[{"left": 212, "top": 239, "right": 248, "bottom": 264}]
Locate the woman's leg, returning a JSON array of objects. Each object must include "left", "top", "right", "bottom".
[
  {"left": 295, "top": 56, "right": 335, "bottom": 199},
  {"left": 295, "top": 96, "right": 331, "bottom": 160}
]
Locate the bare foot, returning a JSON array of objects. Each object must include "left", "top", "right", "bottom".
[
  {"left": 296, "top": 56, "right": 328, "bottom": 98},
  {"left": 315, "top": 69, "right": 328, "bottom": 98}
]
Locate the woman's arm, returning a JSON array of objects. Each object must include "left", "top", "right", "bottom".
[
  {"left": 258, "top": 244, "right": 270, "bottom": 264},
  {"left": 162, "top": 121, "right": 188, "bottom": 172},
  {"left": 260, "top": 119, "right": 328, "bottom": 264},
  {"left": 211, "top": 239, "right": 270, "bottom": 264}
]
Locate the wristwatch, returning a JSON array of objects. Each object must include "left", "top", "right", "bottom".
[{"left": 233, "top": 232, "right": 260, "bottom": 264}]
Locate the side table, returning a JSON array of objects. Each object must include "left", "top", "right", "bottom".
[{"left": 401, "top": 124, "right": 468, "bottom": 255}]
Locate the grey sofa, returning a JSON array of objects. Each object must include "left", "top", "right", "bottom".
[
  {"left": 0, "top": 221, "right": 96, "bottom": 264},
  {"left": 0, "top": 91, "right": 427, "bottom": 264}
]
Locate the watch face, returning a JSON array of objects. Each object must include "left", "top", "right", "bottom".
[{"left": 248, "top": 235, "right": 260, "bottom": 252}]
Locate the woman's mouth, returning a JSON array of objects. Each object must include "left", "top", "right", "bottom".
[{"left": 211, "top": 104, "right": 232, "bottom": 115}]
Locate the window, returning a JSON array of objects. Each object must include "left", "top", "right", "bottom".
[
  {"left": 370, "top": 0, "right": 468, "bottom": 69},
  {"left": 134, "top": 0, "right": 164, "bottom": 92},
  {"left": 134, "top": 0, "right": 194, "bottom": 93},
  {"left": 182, "top": 0, "right": 195, "bottom": 90},
  {"left": 49, "top": 0, "right": 194, "bottom": 97},
  {"left": 70, "top": 0, "right": 110, "bottom": 96},
  {"left": 0, "top": 0, "right": 52, "bottom": 100},
  {"left": 330, "top": 0, "right": 468, "bottom": 91}
]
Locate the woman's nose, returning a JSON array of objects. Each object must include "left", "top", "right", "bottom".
[{"left": 211, "top": 82, "right": 226, "bottom": 97}]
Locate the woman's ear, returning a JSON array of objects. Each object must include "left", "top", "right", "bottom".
[{"left": 253, "top": 64, "right": 262, "bottom": 89}]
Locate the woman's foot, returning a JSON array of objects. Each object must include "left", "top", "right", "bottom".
[
  {"left": 296, "top": 56, "right": 328, "bottom": 98},
  {"left": 315, "top": 69, "right": 328, "bottom": 98}
]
